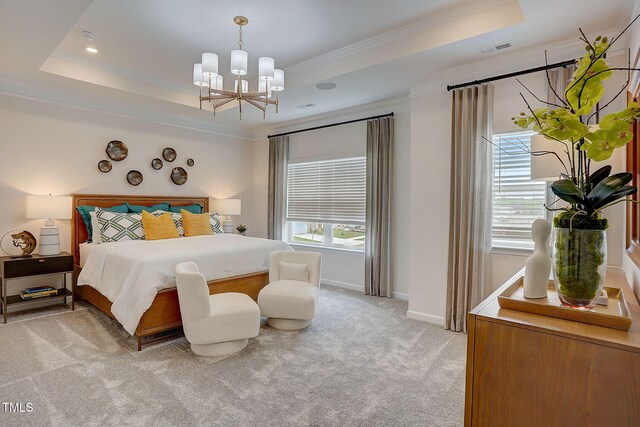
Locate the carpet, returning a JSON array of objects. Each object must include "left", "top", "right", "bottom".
[{"left": 0, "top": 286, "right": 466, "bottom": 426}]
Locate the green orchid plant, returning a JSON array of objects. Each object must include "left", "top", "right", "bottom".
[{"left": 513, "top": 20, "right": 640, "bottom": 230}]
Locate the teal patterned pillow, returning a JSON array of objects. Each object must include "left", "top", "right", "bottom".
[
  {"left": 96, "top": 209, "right": 145, "bottom": 243},
  {"left": 125, "top": 202, "right": 170, "bottom": 213},
  {"left": 209, "top": 213, "right": 223, "bottom": 234},
  {"left": 170, "top": 204, "right": 202, "bottom": 214},
  {"left": 77, "top": 204, "right": 128, "bottom": 243}
]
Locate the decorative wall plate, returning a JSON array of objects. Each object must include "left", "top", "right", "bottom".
[
  {"left": 162, "top": 147, "right": 177, "bottom": 162},
  {"left": 126, "top": 170, "right": 143, "bottom": 186},
  {"left": 186, "top": 158, "right": 194, "bottom": 167},
  {"left": 170, "top": 167, "right": 188, "bottom": 185},
  {"left": 106, "top": 140, "right": 128, "bottom": 161},
  {"left": 151, "top": 158, "right": 163, "bottom": 170},
  {"left": 98, "top": 160, "right": 112, "bottom": 173},
  {"left": 1, "top": 229, "right": 37, "bottom": 257}
]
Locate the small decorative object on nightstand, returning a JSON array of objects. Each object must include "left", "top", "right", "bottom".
[
  {"left": 235, "top": 224, "right": 247, "bottom": 236},
  {"left": 524, "top": 219, "right": 552, "bottom": 299},
  {"left": 213, "top": 198, "right": 241, "bottom": 233},
  {"left": 26, "top": 194, "right": 72, "bottom": 256},
  {"left": 0, "top": 252, "right": 74, "bottom": 323}
]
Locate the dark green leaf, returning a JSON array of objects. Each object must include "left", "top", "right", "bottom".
[
  {"left": 551, "top": 179, "right": 586, "bottom": 206},
  {"left": 587, "top": 173, "right": 633, "bottom": 204},
  {"left": 592, "top": 185, "right": 638, "bottom": 209},
  {"left": 589, "top": 165, "right": 612, "bottom": 187}
]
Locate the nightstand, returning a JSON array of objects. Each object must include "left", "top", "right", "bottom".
[{"left": 0, "top": 252, "right": 74, "bottom": 323}]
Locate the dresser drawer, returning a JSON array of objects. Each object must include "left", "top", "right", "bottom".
[{"left": 2, "top": 255, "right": 73, "bottom": 279}]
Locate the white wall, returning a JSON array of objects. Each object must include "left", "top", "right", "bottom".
[
  {"left": 253, "top": 99, "right": 411, "bottom": 299},
  {"left": 0, "top": 93, "right": 257, "bottom": 303},
  {"left": 408, "top": 54, "right": 629, "bottom": 324}
]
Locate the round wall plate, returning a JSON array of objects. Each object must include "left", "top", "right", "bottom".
[
  {"left": 170, "top": 167, "right": 188, "bottom": 185},
  {"left": 162, "top": 147, "right": 177, "bottom": 162},
  {"left": 186, "top": 158, "right": 194, "bottom": 167},
  {"left": 98, "top": 160, "right": 112, "bottom": 173},
  {"left": 151, "top": 158, "right": 163, "bottom": 170},
  {"left": 106, "top": 140, "right": 128, "bottom": 161},
  {"left": 126, "top": 170, "right": 143, "bottom": 186}
]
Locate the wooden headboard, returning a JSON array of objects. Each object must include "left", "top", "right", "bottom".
[{"left": 72, "top": 194, "right": 209, "bottom": 266}]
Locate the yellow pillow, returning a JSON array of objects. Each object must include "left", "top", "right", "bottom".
[
  {"left": 182, "top": 209, "right": 213, "bottom": 237},
  {"left": 142, "top": 211, "right": 180, "bottom": 240}
]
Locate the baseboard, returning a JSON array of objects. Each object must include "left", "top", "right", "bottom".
[
  {"left": 321, "top": 279, "right": 408, "bottom": 300},
  {"left": 407, "top": 310, "right": 445, "bottom": 326}
]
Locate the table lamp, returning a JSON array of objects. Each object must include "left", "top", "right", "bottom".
[
  {"left": 26, "top": 194, "right": 72, "bottom": 255},
  {"left": 213, "top": 198, "right": 241, "bottom": 233}
]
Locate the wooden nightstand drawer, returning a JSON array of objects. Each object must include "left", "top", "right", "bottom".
[{"left": 1, "top": 253, "right": 73, "bottom": 279}]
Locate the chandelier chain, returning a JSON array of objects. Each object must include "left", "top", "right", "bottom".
[{"left": 238, "top": 24, "right": 243, "bottom": 50}]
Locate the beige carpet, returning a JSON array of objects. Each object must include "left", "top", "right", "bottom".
[{"left": 0, "top": 286, "right": 466, "bottom": 426}]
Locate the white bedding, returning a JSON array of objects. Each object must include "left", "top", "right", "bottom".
[
  {"left": 79, "top": 242, "right": 98, "bottom": 267},
  {"left": 77, "top": 234, "right": 292, "bottom": 334}
]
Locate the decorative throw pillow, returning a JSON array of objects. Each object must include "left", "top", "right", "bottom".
[
  {"left": 152, "top": 210, "right": 184, "bottom": 236},
  {"left": 89, "top": 211, "right": 100, "bottom": 244},
  {"left": 181, "top": 210, "right": 213, "bottom": 237},
  {"left": 96, "top": 209, "right": 145, "bottom": 243},
  {"left": 125, "top": 202, "right": 171, "bottom": 213},
  {"left": 142, "top": 211, "right": 180, "bottom": 240},
  {"left": 209, "top": 213, "right": 224, "bottom": 234},
  {"left": 77, "top": 204, "right": 128, "bottom": 243},
  {"left": 279, "top": 261, "right": 310, "bottom": 282},
  {"left": 170, "top": 204, "right": 203, "bottom": 214}
]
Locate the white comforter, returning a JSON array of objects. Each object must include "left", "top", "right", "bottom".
[{"left": 77, "top": 234, "right": 292, "bottom": 334}]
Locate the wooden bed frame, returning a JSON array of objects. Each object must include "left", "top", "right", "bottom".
[{"left": 72, "top": 194, "right": 268, "bottom": 350}]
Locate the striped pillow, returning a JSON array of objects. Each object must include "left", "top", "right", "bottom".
[
  {"left": 96, "top": 209, "right": 145, "bottom": 243},
  {"left": 209, "top": 213, "right": 223, "bottom": 234}
]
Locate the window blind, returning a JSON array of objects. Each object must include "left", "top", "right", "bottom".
[
  {"left": 492, "top": 131, "right": 547, "bottom": 249},
  {"left": 287, "top": 157, "right": 366, "bottom": 225}
]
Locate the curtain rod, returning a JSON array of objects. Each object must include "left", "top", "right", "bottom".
[
  {"left": 267, "top": 112, "right": 394, "bottom": 139},
  {"left": 446, "top": 59, "right": 577, "bottom": 92}
]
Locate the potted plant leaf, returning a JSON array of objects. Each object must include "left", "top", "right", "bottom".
[
  {"left": 235, "top": 224, "right": 247, "bottom": 236},
  {"left": 514, "top": 24, "right": 640, "bottom": 309}
]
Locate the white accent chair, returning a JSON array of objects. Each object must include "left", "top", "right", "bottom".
[
  {"left": 258, "top": 251, "right": 322, "bottom": 330},
  {"left": 175, "top": 262, "right": 260, "bottom": 356}
]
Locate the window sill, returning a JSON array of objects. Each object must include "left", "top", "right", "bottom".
[
  {"left": 288, "top": 243, "right": 365, "bottom": 256},
  {"left": 491, "top": 246, "right": 533, "bottom": 257}
]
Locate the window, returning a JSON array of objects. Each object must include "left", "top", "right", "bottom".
[
  {"left": 286, "top": 157, "right": 366, "bottom": 250},
  {"left": 492, "top": 131, "right": 548, "bottom": 250}
]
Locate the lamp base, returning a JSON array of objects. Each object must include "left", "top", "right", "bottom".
[
  {"left": 39, "top": 225, "right": 61, "bottom": 256},
  {"left": 222, "top": 218, "right": 234, "bottom": 234}
]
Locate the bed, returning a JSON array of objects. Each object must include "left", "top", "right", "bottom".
[{"left": 72, "top": 194, "right": 291, "bottom": 350}]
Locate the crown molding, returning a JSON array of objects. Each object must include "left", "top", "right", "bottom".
[
  {"left": 285, "top": 0, "right": 517, "bottom": 77},
  {"left": 409, "top": 27, "right": 624, "bottom": 98},
  {"left": 252, "top": 96, "right": 409, "bottom": 139},
  {"left": 0, "top": 75, "right": 255, "bottom": 140}
]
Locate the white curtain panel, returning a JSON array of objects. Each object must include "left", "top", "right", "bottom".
[
  {"left": 365, "top": 116, "right": 394, "bottom": 297},
  {"left": 268, "top": 135, "right": 289, "bottom": 240},
  {"left": 446, "top": 84, "right": 494, "bottom": 332}
]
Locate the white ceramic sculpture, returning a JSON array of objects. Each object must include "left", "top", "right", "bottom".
[{"left": 524, "top": 219, "right": 552, "bottom": 299}]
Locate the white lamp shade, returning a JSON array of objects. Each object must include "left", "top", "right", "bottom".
[
  {"left": 202, "top": 53, "right": 218, "bottom": 76},
  {"left": 230, "top": 50, "right": 248, "bottom": 75},
  {"left": 258, "top": 57, "right": 275, "bottom": 80},
  {"left": 193, "top": 63, "right": 207, "bottom": 87},
  {"left": 531, "top": 126, "right": 609, "bottom": 181},
  {"left": 272, "top": 69, "right": 284, "bottom": 91},
  {"left": 258, "top": 79, "right": 272, "bottom": 98},
  {"left": 210, "top": 75, "right": 223, "bottom": 95},
  {"left": 26, "top": 195, "right": 72, "bottom": 219},
  {"left": 234, "top": 79, "right": 249, "bottom": 93},
  {"left": 214, "top": 198, "right": 241, "bottom": 216}
]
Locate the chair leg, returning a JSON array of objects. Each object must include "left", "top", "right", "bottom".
[
  {"left": 190, "top": 339, "right": 249, "bottom": 356},
  {"left": 267, "top": 318, "right": 312, "bottom": 330}
]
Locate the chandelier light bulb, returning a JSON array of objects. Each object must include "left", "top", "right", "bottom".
[
  {"left": 258, "top": 57, "right": 275, "bottom": 80},
  {"left": 202, "top": 53, "right": 218, "bottom": 77}
]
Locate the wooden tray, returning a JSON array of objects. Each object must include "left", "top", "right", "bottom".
[{"left": 497, "top": 277, "right": 632, "bottom": 331}]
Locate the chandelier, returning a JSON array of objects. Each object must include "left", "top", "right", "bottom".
[{"left": 192, "top": 16, "right": 284, "bottom": 119}]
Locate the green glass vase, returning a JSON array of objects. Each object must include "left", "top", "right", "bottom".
[{"left": 552, "top": 227, "right": 607, "bottom": 309}]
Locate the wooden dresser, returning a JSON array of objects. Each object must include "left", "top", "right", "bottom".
[{"left": 465, "top": 268, "right": 640, "bottom": 426}]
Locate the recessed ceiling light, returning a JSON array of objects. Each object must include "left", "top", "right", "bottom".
[
  {"left": 296, "top": 103, "right": 316, "bottom": 109},
  {"left": 316, "top": 82, "right": 337, "bottom": 90},
  {"left": 81, "top": 30, "right": 97, "bottom": 41},
  {"left": 86, "top": 47, "right": 98, "bottom": 54}
]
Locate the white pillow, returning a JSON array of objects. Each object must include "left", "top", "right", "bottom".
[
  {"left": 96, "top": 209, "right": 145, "bottom": 243},
  {"left": 280, "top": 261, "right": 309, "bottom": 282},
  {"left": 90, "top": 211, "right": 100, "bottom": 244},
  {"left": 209, "top": 213, "right": 223, "bottom": 234}
]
